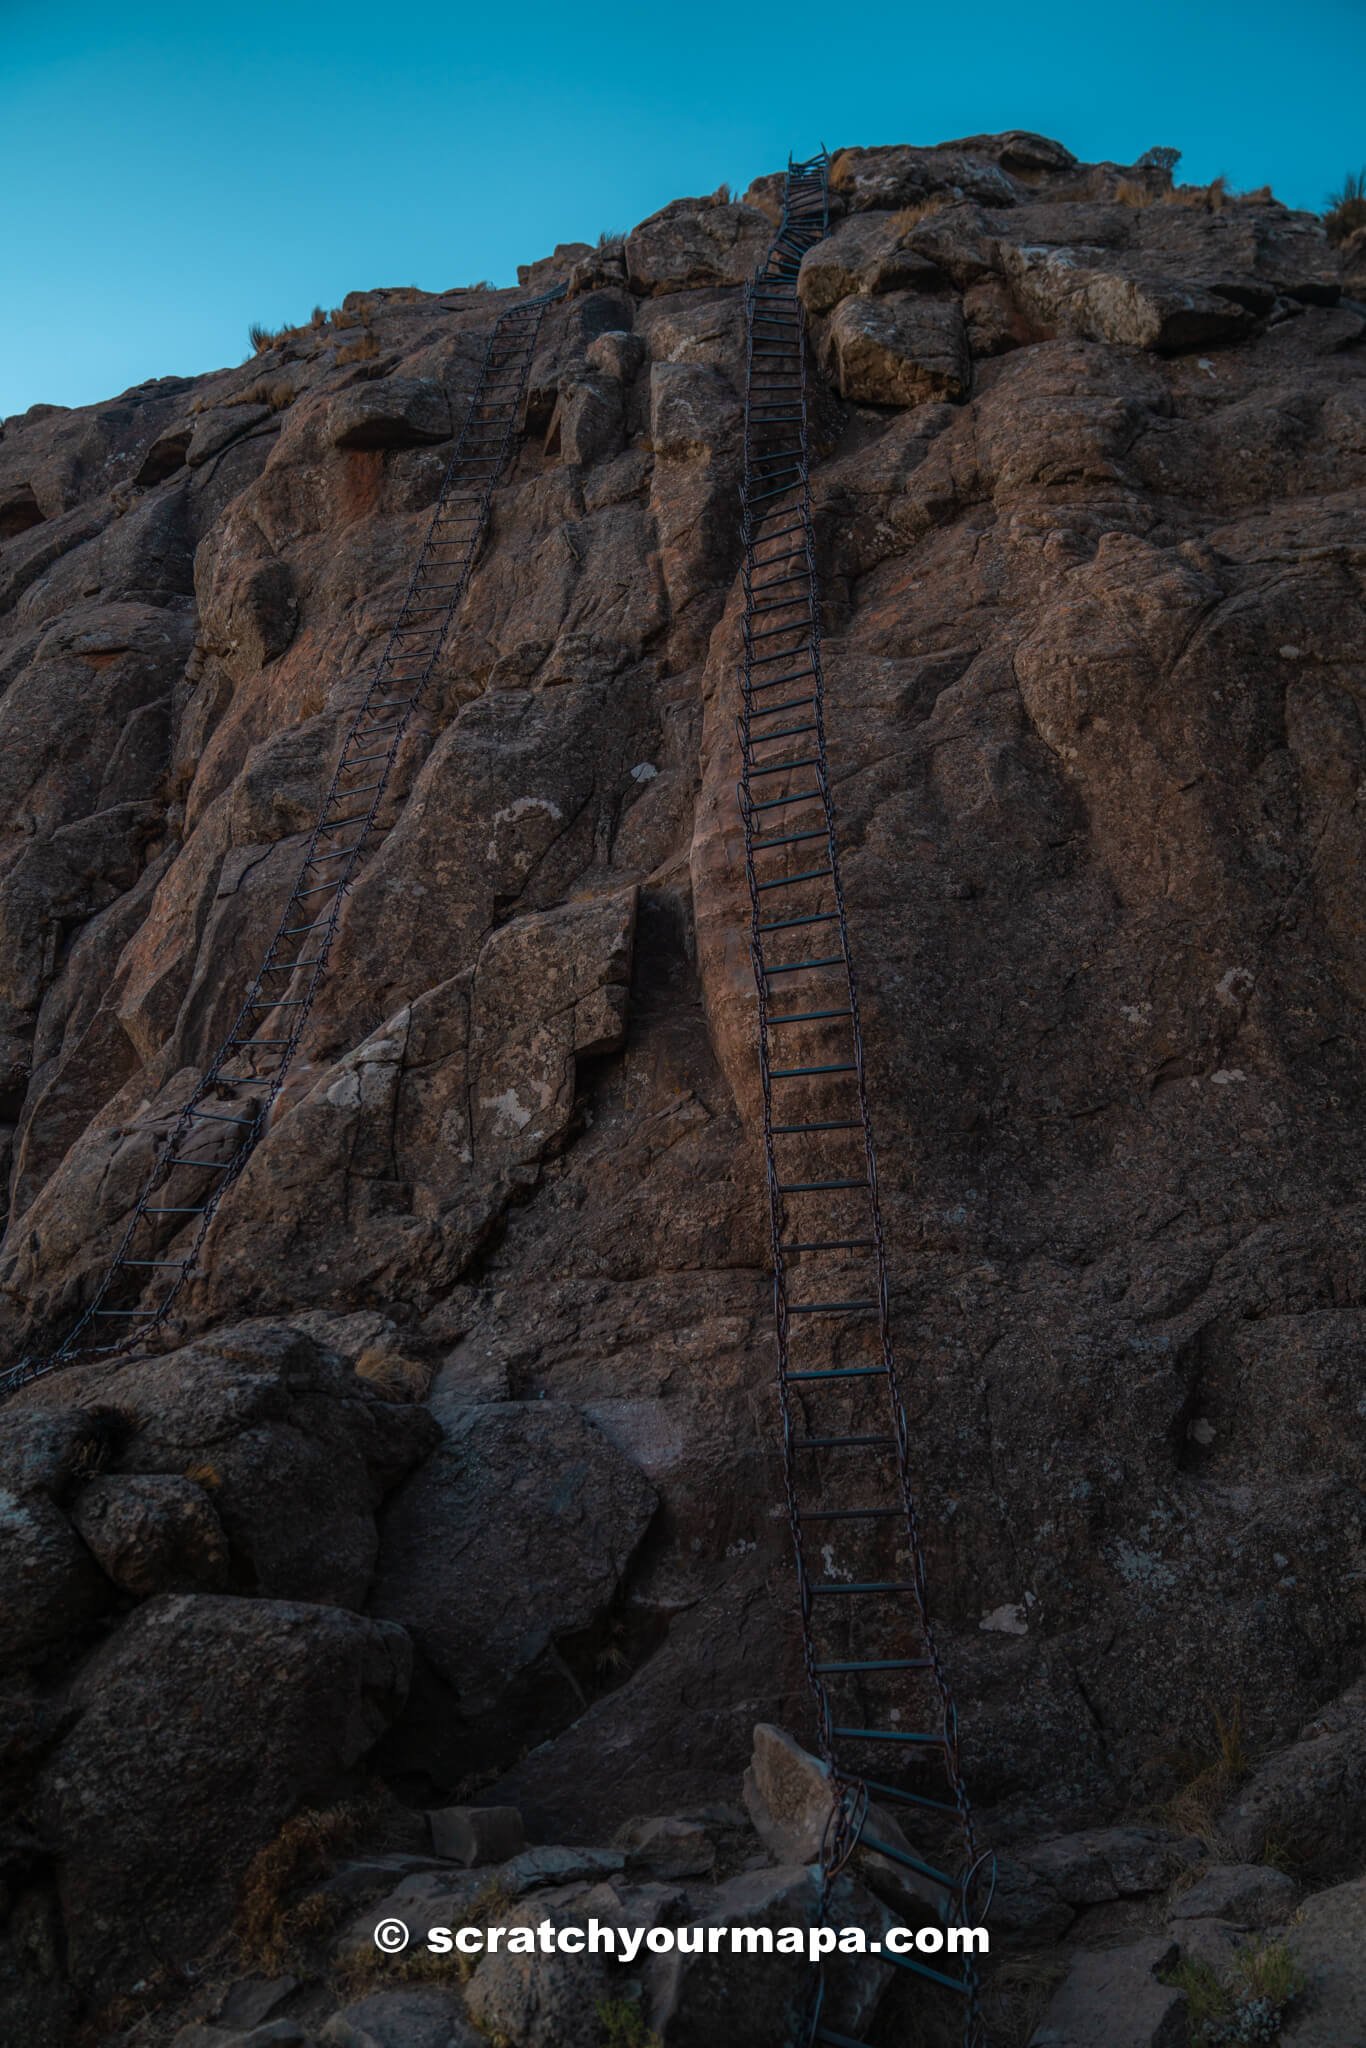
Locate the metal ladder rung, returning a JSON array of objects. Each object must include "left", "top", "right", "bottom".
[
  {"left": 749, "top": 786, "right": 823, "bottom": 811},
  {"left": 788, "top": 1299, "right": 879, "bottom": 1313},
  {"left": 760, "top": 911, "right": 841, "bottom": 933},
  {"left": 188, "top": 1108, "right": 256, "bottom": 1126},
  {"left": 750, "top": 667, "right": 817, "bottom": 692},
  {"left": 802, "top": 1433, "right": 897, "bottom": 1449},
  {"left": 756, "top": 864, "right": 829, "bottom": 890},
  {"left": 788, "top": 1366, "right": 886, "bottom": 1383},
  {"left": 777, "top": 1177, "right": 864, "bottom": 1191},
  {"left": 748, "top": 724, "right": 819, "bottom": 751},
  {"left": 315, "top": 811, "right": 373, "bottom": 834},
  {"left": 814, "top": 1655, "right": 930, "bottom": 1668},
  {"left": 861, "top": 1778, "right": 963, "bottom": 1817},
  {"left": 752, "top": 826, "right": 826, "bottom": 850},
  {"left": 812, "top": 1581, "right": 918, "bottom": 1596},
  {"left": 770, "top": 1061, "right": 855, "bottom": 1078},
  {"left": 765, "top": 955, "right": 843, "bottom": 976},
  {"left": 748, "top": 568, "right": 811, "bottom": 594},
  {"left": 305, "top": 843, "right": 366, "bottom": 866},
  {"left": 783, "top": 1238, "right": 875, "bottom": 1252},
  {"left": 747, "top": 473, "right": 804, "bottom": 503},
  {"left": 772, "top": 1120, "right": 860, "bottom": 1133},
  {"left": 832, "top": 1726, "right": 946, "bottom": 1745},
  {"left": 885, "top": 1953, "right": 972, "bottom": 1996},
  {"left": 746, "top": 615, "right": 811, "bottom": 641},
  {"left": 769, "top": 1010, "right": 850, "bottom": 1025},
  {"left": 748, "top": 517, "right": 807, "bottom": 544},
  {"left": 749, "top": 697, "right": 817, "bottom": 723}
]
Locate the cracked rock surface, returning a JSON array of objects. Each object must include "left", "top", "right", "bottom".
[{"left": 0, "top": 130, "right": 1364, "bottom": 2041}]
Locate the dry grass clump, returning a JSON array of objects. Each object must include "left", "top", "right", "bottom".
[
  {"left": 336, "top": 1942, "right": 465, "bottom": 1999},
  {"left": 354, "top": 1346, "right": 433, "bottom": 1401},
  {"left": 892, "top": 193, "right": 952, "bottom": 234},
  {"left": 1115, "top": 177, "right": 1157, "bottom": 208},
  {"left": 337, "top": 332, "right": 380, "bottom": 365},
  {"left": 248, "top": 299, "right": 388, "bottom": 361},
  {"left": 1326, "top": 168, "right": 1366, "bottom": 243},
  {"left": 981, "top": 1952, "right": 1069, "bottom": 2047},
  {"left": 235, "top": 1800, "right": 374, "bottom": 1972},
  {"left": 1162, "top": 174, "right": 1231, "bottom": 212},
  {"left": 224, "top": 376, "right": 296, "bottom": 413},
  {"left": 1157, "top": 1700, "right": 1251, "bottom": 1847}
]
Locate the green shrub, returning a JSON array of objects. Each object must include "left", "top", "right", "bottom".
[{"left": 596, "top": 1996, "right": 661, "bottom": 2048}]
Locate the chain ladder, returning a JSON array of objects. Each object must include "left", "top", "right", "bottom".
[{"left": 735, "top": 153, "right": 992, "bottom": 2045}]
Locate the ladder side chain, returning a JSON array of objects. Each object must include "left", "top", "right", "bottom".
[
  {"left": 734, "top": 156, "right": 992, "bottom": 2047},
  {"left": 1, "top": 285, "right": 564, "bottom": 1396}
]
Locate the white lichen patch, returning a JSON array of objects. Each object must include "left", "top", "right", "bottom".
[
  {"left": 1112, "top": 1540, "right": 1177, "bottom": 1591},
  {"left": 486, "top": 795, "right": 563, "bottom": 859},
  {"left": 325, "top": 1072, "right": 362, "bottom": 1111},
  {"left": 1215, "top": 966, "right": 1254, "bottom": 1009},
  {"left": 1211, "top": 1068, "right": 1247, "bottom": 1085},
  {"left": 480, "top": 1087, "right": 533, "bottom": 1134},
  {"left": 630, "top": 761, "right": 658, "bottom": 783},
  {"left": 979, "top": 1602, "right": 1029, "bottom": 1635}
]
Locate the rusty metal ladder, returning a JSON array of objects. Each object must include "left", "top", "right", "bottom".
[
  {"left": 1, "top": 284, "right": 562, "bottom": 1395},
  {"left": 735, "top": 152, "right": 992, "bottom": 2045}
]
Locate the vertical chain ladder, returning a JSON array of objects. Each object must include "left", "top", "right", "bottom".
[
  {"left": 736, "top": 154, "right": 991, "bottom": 2046},
  {"left": 1, "top": 284, "right": 563, "bottom": 1396}
]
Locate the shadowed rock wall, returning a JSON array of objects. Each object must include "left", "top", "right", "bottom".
[{"left": 0, "top": 132, "right": 1364, "bottom": 2039}]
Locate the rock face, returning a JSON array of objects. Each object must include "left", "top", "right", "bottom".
[
  {"left": 38, "top": 1593, "right": 412, "bottom": 1988},
  {"left": 1218, "top": 1676, "right": 1366, "bottom": 1872},
  {"left": 1029, "top": 1939, "right": 1186, "bottom": 2047},
  {"left": 370, "top": 1399, "right": 657, "bottom": 1770},
  {"left": 0, "top": 129, "right": 1365, "bottom": 2040}
]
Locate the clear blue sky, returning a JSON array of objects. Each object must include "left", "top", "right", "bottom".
[{"left": 3, "top": 0, "right": 1363, "bottom": 417}]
